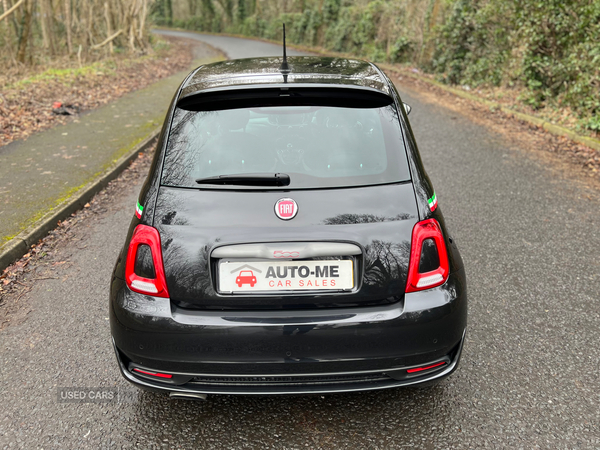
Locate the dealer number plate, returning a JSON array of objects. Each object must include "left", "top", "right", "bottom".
[{"left": 218, "top": 260, "right": 354, "bottom": 293}]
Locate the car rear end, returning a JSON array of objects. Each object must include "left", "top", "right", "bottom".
[{"left": 109, "top": 57, "right": 467, "bottom": 396}]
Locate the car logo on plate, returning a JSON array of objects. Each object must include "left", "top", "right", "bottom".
[{"left": 275, "top": 198, "right": 298, "bottom": 220}]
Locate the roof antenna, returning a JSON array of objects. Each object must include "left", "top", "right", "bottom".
[{"left": 279, "top": 23, "right": 290, "bottom": 81}]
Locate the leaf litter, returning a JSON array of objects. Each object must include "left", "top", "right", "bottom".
[{"left": 0, "top": 36, "right": 195, "bottom": 147}]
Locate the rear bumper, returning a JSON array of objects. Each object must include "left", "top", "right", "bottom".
[
  {"left": 113, "top": 331, "right": 464, "bottom": 395},
  {"left": 109, "top": 268, "right": 467, "bottom": 395}
]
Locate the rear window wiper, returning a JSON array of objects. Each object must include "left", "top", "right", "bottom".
[{"left": 195, "top": 173, "right": 291, "bottom": 187}]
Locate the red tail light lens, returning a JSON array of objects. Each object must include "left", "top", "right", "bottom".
[
  {"left": 406, "top": 218, "right": 449, "bottom": 293},
  {"left": 125, "top": 225, "right": 170, "bottom": 298}
]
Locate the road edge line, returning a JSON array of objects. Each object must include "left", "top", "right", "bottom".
[{"left": 0, "top": 130, "right": 159, "bottom": 273}]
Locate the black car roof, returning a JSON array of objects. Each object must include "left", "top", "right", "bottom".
[{"left": 178, "top": 56, "right": 393, "bottom": 110}]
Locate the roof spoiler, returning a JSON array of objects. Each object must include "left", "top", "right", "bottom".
[{"left": 177, "top": 85, "right": 394, "bottom": 111}]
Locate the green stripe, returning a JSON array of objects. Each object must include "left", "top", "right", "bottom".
[{"left": 427, "top": 192, "right": 436, "bottom": 205}]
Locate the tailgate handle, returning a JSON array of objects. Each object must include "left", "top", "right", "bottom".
[{"left": 212, "top": 242, "right": 361, "bottom": 259}]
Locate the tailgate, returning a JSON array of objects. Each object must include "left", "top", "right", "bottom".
[{"left": 154, "top": 183, "right": 418, "bottom": 309}]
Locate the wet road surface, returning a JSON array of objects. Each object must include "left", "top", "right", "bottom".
[{"left": 1, "top": 31, "right": 599, "bottom": 449}]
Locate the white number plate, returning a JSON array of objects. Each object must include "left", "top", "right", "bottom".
[{"left": 218, "top": 260, "right": 354, "bottom": 293}]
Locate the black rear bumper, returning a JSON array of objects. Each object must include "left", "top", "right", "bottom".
[
  {"left": 110, "top": 268, "right": 467, "bottom": 395},
  {"left": 113, "top": 332, "right": 464, "bottom": 395}
]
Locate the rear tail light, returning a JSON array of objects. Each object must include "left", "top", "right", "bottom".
[
  {"left": 406, "top": 218, "right": 449, "bottom": 292},
  {"left": 125, "top": 225, "right": 170, "bottom": 298}
]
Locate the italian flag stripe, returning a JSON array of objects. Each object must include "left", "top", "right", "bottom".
[
  {"left": 428, "top": 192, "right": 438, "bottom": 211},
  {"left": 135, "top": 201, "right": 143, "bottom": 219}
]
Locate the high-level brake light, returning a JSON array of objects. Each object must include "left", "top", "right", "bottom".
[{"left": 406, "top": 218, "right": 449, "bottom": 292}]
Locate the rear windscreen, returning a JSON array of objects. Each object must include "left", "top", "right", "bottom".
[{"left": 161, "top": 104, "right": 411, "bottom": 189}]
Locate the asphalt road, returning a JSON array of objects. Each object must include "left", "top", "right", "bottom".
[
  {"left": 1, "top": 31, "right": 600, "bottom": 449},
  {"left": 154, "top": 30, "right": 309, "bottom": 59}
]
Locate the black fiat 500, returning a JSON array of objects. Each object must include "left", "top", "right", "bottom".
[{"left": 109, "top": 55, "right": 467, "bottom": 399}]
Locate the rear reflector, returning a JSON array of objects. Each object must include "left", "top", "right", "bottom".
[
  {"left": 132, "top": 368, "right": 173, "bottom": 379},
  {"left": 406, "top": 218, "right": 449, "bottom": 292},
  {"left": 406, "top": 361, "right": 447, "bottom": 374},
  {"left": 125, "top": 225, "right": 170, "bottom": 298}
]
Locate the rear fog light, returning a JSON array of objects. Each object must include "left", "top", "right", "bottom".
[
  {"left": 406, "top": 361, "right": 447, "bottom": 374},
  {"left": 132, "top": 368, "right": 173, "bottom": 379}
]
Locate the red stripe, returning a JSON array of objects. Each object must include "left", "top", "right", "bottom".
[
  {"left": 133, "top": 368, "right": 172, "bottom": 379},
  {"left": 406, "top": 361, "right": 446, "bottom": 374}
]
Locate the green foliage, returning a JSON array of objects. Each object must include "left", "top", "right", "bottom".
[
  {"left": 322, "top": 1, "right": 395, "bottom": 60},
  {"left": 515, "top": 0, "right": 600, "bottom": 124},
  {"left": 430, "top": 0, "right": 511, "bottom": 86},
  {"left": 429, "top": 0, "right": 600, "bottom": 126},
  {"left": 390, "top": 36, "right": 412, "bottom": 63},
  {"left": 323, "top": 0, "right": 342, "bottom": 23},
  {"left": 171, "top": 0, "right": 223, "bottom": 32},
  {"left": 237, "top": 0, "right": 247, "bottom": 22},
  {"left": 323, "top": 7, "right": 356, "bottom": 52},
  {"left": 151, "top": 0, "right": 174, "bottom": 26},
  {"left": 10, "top": 64, "right": 115, "bottom": 90},
  {"left": 586, "top": 116, "right": 600, "bottom": 133}
]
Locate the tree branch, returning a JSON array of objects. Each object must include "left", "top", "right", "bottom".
[
  {"left": 0, "top": 0, "right": 25, "bottom": 22},
  {"left": 91, "top": 28, "right": 124, "bottom": 49}
]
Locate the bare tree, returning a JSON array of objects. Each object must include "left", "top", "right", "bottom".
[{"left": 0, "top": 0, "right": 156, "bottom": 68}]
